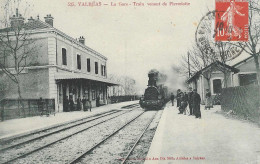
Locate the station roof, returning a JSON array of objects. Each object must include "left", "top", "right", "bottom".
[
  {"left": 186, "top": 61, "right": 239, "bottom": 84},
  {"left": 55, "top": 73, "right": 119, "bottom": 86}
]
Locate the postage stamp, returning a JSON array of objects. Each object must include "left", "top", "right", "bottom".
[
  {"left": 195, "top": 11, "right": 243, "bottom": 61},
  {"left": 215, "top": 0, "right": 248, "bottom": 42}
]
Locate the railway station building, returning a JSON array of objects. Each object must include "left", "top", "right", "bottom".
[
  {"left": 0, "top": 11, "right": 118, "bottom": 112},
  {"left": 186, "top": 56, "right": 259, "bottom": 103}
]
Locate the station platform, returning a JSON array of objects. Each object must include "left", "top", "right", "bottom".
[
  {"left": 0, "top": 101, "right": 138, "bottom": 141},
  {"left": 145, "top": 102, "right": 260, "bottom": 164}
]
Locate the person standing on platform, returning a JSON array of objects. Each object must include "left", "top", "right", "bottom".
[
  {"left": 82, "top": 96, "right": 88, "bottom": 111},
  {"left": 96, "top": 96, "right": 100, "bottom": 107},
  {"left": 178, "top": 92, "right": 186, "bottom": 114},
  {"left": 184, "top": 92, "right": 188, "bottom": 103},
  {"left": 77, "top": 97, "right": 81, "bottom": 111},
  {"left": 63, "top": 96, "right": 69, "bottom": 112},
  {"left": 176, "top": 89, "right": 181, "bottom": 107},
  {"left": 182, "top": 92, "right": 189, "bottom": 115},
  {"left": 170, "top": 93, "right": 175, "bottom": 106},
  {"left": 205, "top": 89, "right": 212, "bottom": 110},
  {"left": 192, "top": 89, "right": 201, "bottom": 119},
  {"left": 69, "top": 96, "right": 74, "bottom": 112},
  {"left": 88, "top": 99, "right": 92, "bottom": 112},
  {"left": 188, "top": 87, "right": 194, "bottom": 115}
]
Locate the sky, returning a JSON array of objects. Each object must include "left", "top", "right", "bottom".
[{"left": 0, "top": 0, "right": 215, "bottom": 93}]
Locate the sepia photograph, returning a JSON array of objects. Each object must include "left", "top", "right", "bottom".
[{"left": 0, "top": 0, "right": 260, "bottom": 163}]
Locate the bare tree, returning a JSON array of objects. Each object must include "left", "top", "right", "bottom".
[
  {"left": 181, "top": 46, "right": 211, "bottom": 75},
  {"left": 214, "top": 41, "right": 233, "bottom": 87},
  {"left": 184, "top": 8, "right": 243, "bottom": 89},
  {"left": 0, "top": 75, "right": 9, "bottom": 101},
  {"left": 181, "top": 45, "right": 216, "bottom": 89},
  {"left": 235, "top": 0, "right": 260, "bottom": 85},
  {"left": 123, "top": 76, "right": 136, "bottom": 95},
  {"left": 107, "top": 74, "right": 137, "bottom": 96},
  {"left": 0, "top": 0, "right": 38, "bottom": 100}
]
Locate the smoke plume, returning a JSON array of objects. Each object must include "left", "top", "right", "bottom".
[{"left": 148, "top": 66, "right": 187, "bottom": 93}]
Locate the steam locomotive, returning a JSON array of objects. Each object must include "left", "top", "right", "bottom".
[{"left": 139, "top": 71, "right": 169, "bottom": 110}]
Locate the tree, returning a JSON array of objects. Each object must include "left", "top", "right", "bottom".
[
  {"left": 236, "top": 0, "right": 260, "bottom": 85},
  {"left": 0, "top": 75, "right": 10, "bottom": 101},
  {"left": 0, "top": 0, "right": 37, "bottom": 100},
  {"left": 184, "top": 9, "right": 243, "bottom": 89},
  {"left": 123, "top": 76, "right": 136, "bottom": 95},
  {"left": 214, "top": 41, "right": 233, "bottom": 87},
  {"left": 107, "top": 74, "right": 137, "bottom": 96},
  {"left": 181, "top": 45, "right": 216, "bottom": 89}
]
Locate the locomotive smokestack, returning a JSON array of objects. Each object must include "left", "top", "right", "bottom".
[{"left": 148, "top": 73, "right": 157, "bottom": 86}]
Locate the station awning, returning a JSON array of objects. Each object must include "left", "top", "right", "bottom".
[{"left": 55, "top": 73, "right": 119, "bottom": 86}]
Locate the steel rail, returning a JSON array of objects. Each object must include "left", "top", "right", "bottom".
[
  {"left": 121, "top": 103, "right": 140, "bottom": 109},
  {"left": 0, "top": 109, "right": 117, "bottom": 144},
  {"left": 68, "top": 111, "right": 146, "bottom": 164},
  {"left": 1, "top": 109, "right": 136, "bottom": 164},
  {"left": 121, "top": 111, "right": 158, "bottom": 164},
  {"left": 0, "top": 110, "right": 120, "bottom": 152}
]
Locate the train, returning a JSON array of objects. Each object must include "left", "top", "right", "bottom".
[{"left": 139, "top": 71, "right": 169, "bottom": 110}]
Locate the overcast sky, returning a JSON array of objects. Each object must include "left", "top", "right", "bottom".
[{"left": 0, "top": 0, "right": 215, "bottom": 93}]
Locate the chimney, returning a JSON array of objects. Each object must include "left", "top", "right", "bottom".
[
  {"left": 28, "top": 16, "right": 34, "bottom": 23},
  {"left": 10, "top": 8, "right": 24, "bottom": 29},
  {"left": 44, "top": 14, "right": 54, "bottom": 26},
  {"left": 79, "top": 36, "right": 85, "bottom": 45}
]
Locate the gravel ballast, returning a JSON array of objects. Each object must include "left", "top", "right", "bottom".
[
  {"left": 77, "top": 111, "right": 158, "bottom": 164},
  {"left": 125, "top": 110, "right": 163, "bottom": 164},
  {"left": 12, "top": 110, "right": 143, "bottom": 164},
  {"left": 0, "top": 110, "right": 118, "bottom": 149}
]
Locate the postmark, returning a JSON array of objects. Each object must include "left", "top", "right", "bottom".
[
  {"left": 195, "top": 10, "right": 243, "bottom": 61},
  {"left": 215, "top": 0, "right": 249, "bottom": 41}
]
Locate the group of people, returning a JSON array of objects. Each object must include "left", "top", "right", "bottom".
[
  {"left": 170, "top": 87, "right": 213, "bottom": 119},
  {"left": 63, "top": 96, "right": 92, "bottom": 112}
]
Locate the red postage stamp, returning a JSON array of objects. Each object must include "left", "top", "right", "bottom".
[{"left": 215, "top": 0, "right": 248, "bottom": 41}]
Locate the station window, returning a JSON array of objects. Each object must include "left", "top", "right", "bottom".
[
  {"left": 104, "top": 65, "right": 106, "bottom": 77},
  {"left": 77, "top": 54, "right": 81, "bottom": 70},
  {"left": 62, "top": 48, "right": 67, "bottom": 65},
  {"left": 95, "top": 62, "right": 98, "bottom": 74},
  {"left": 239, "top": 73, "right": 257, "bottom": 86},
  {"left": 87, "top": 58, "right": 91, "bottom": 72},
  {"left": 100, "top": 65, "right": 106, "bottom": 76},
  {"left": 101, "top": 65, "right": 103, "bottom": 76}
]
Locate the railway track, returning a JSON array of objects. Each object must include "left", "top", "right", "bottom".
[
  {"left": 0, "top": 110, "right": 120, "bottom": 151},
  {"left": 121, "top": 103, "right": 140, "bottom": 109},
  {"left": 122, "top": 110, "right": 163, "bottom": 164},
  {"left": 0, "top": 109, "right": 120, "bottom": 146},
  {"left": 120, "top": 111, "right": 157, "bottom": 164},
  {"left": 0, "top": 103, "right": 138, "bottom": 147},
  {"left": 68, "top": 110, "right": 159, "bottom": 164},
  {"left": 0, "top": 105, "right": 141, "bottom": 164}
]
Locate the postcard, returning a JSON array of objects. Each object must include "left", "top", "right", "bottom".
[{"left": 0, "top": 0, "right": 259, "bottom": 163}]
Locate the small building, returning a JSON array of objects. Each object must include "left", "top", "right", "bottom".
[
  {"left": 186, "top": 61, "right": 239, "bottom": 102},
  {"left": 186, "top": 56, "right": 260, "bottom": 103},
  {"left": 231, "top": 56, "right": 259, "bottom": 86},
  {"left": 0, "top": 10, "right": 118, "bottom": 112}
]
